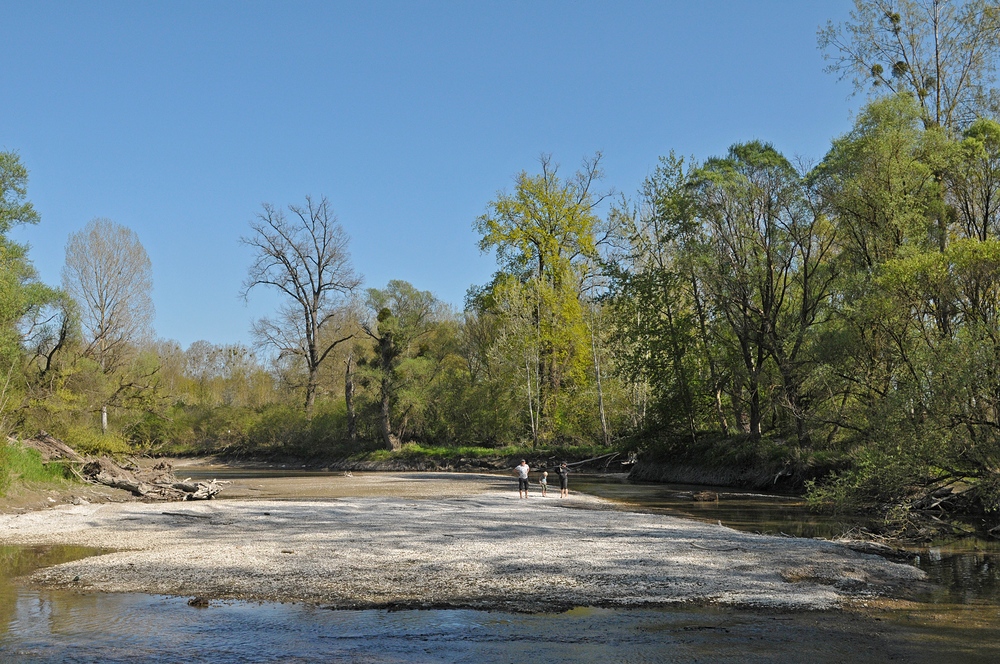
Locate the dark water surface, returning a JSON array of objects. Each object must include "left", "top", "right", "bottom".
[{"left": 2, "top": 472, "right": 1000, "bottom": 662}]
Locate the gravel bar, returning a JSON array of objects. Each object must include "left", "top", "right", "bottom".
[{"left": 0, "top": 472, "right": 924, "bottom": 612}]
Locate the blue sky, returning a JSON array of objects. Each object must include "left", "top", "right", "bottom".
[{"left": 3, "top": 1, "right": 858, "bottom": 349}]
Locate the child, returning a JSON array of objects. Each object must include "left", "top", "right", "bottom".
[{"left": 539, "top": 471, "right": 548, "bottom": 497}]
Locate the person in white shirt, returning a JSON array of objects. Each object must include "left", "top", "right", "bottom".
[{"left": 515, "top": 459, "right": 530, "bottom": 499}]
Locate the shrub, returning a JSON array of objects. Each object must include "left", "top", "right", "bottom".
[{"left": 58, "top": 425, "right": 133, "bottom": 456}]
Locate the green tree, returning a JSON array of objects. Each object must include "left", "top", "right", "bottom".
[
  {"left": 474, "top": 154, "right": 609, "bottom": 438},
  {"left": 362, "top": 280, "right": 442, "bottom": 450},
  {"left": 0, "top": 152, "right": 59, "bottom": 434},
  {"left": 948, "top": 118, "right": 1000, "bottom": 239},
  {"left": 692, "top": 141, "right": 836, "bottom": 441},
  {"left": 813, "top": 94, "right": 944, "bottom": 269},
  {"left": 608, "top": 153, "right": 707, "bottom": 440}
]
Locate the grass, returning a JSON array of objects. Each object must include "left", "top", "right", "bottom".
[{"left": 0, "top": 442, "right": 72, "bottom": 497}]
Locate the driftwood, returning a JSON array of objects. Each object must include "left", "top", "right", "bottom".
[
  {"left": 79, "top": 457, "right": 225, "bottom": 501},
  {"left": 10, "top": 432, "right": 225, "bottom": 502},
  {"left": 565, "top": 452, "right": 620, "bottom": 468}
]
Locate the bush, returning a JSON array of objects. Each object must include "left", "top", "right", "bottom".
[{"left": 58, "top": 425, "right": 133, "bottom": 456}]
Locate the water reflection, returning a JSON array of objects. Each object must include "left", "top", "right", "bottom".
[
  {"left": 0, "top": 545, "right": 107, "bottom": 639},
  {"left": 572, "top": 476, "right": 867, "bottom": 539},
  {"left": 3, "top": 592, "right": 998, "bottom": 663}
]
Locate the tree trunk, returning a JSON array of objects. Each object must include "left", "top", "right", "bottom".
[
  {"left": 525, "top": 354, "right": 537, "bottom": 447},
  {"left": 101, "top": 404, "right": 108, "bottom": 434},
  {"left": 345, "top": 353, "right": 357, "bottom": 442},
  {"left": 589, "top": 302, "right": 610, "bottom": 446},
  {"left": 379, "top": 375, "right": 399, "bottom": 451},
  {"left": 748, "top": 383, "right": 762, "bottom": 439},
  {"left": 662, "top": 294, "right": 695, "bottom": 444},
  {"left": 304, "top": 366, "right": 318, "bottom": 417}
]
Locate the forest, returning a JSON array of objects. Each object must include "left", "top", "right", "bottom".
[{"left": 3, "top": 0, "right": 1000, "bottom": 528}]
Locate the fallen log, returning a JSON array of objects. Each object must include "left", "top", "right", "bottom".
[
  {"left": 168, "top": 480, "right": 224, "bottom": 500},
  {"left": 80, "top": 456, "right": 224, "bottom": 501}
]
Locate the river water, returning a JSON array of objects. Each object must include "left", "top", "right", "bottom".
[{"left": 2, "top": 472, "right": 999, "bottom": 663}]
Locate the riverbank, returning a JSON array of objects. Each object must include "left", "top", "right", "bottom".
[{"left": 0, "top": 472, "right": 924, "bottom": 613}]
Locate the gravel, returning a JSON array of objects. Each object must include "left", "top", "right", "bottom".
[{"left": 0, "top": 472, "right": 925, "bottom": 612}]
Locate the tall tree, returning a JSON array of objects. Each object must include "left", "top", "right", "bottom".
[
  {"left": 362, "top": 280, "right": 441, "bottom": 450},
  {"left": 690, "top": 142, "right": 837, "bottom": 441},
  {"left": 819, "top": 0, "right": 1000, "bottom": 130},
  {"left": 608, "top": 154, "right": 704, "bottom": 440},
  {"left": 0, "top": 151, "right": 59, "bottom": 433},
  {"left": 62, "top": 218, "right": 154, "bottom": 432},
  {"left": 0, "top": 152, "right": 57, "bottom": 363},
  {"left": 242, "top": 196, "right": 361, "bottom": 415},
  {"left": 474, "top": 154, "right": 609, "bottom": 434},
  {"left": 63, "top": 218, "right": 154, "bottom": 372}
]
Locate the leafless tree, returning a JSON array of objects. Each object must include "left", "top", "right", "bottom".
[
  {"left": 819, "top": 0, "right": 1000, "bottom": 130},
  {"left": 63, "top": 218, "right": 154, "bottom": 369},
  {"left": 62, "top": 217, "right": 155, "bottom": 431},
  {"left": 242, "top": 195, "right": 362, "bottom": 414}
]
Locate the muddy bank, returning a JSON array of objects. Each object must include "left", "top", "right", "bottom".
[{"left": 0, "top": 472, "right": 924, "bottom": 613}]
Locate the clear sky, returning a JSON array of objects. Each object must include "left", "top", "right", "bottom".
[{"left": 3, "top": 1, "right": 859, "bottom": 350}]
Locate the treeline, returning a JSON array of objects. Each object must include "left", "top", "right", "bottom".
[{"left": 3, "top": 1, "right": 1000, "bottom": 519}]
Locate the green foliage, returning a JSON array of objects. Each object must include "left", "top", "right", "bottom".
[
  {"left": 0, "top": 442, "right": 70, "bottom": 496},
  {"left": 471, "top": 155, "right": 622, "bottom": 443},
  {"left": 359, "top": 440, "right": 613, "bottom": 464},
  {"left": 0, "top": 152, "right": 40, "bottom": 233},
  {"left": 59, "top": 426, "right": 133, "bottom": 456},
  {"left": 363, "top": 280, "right": 448, "bottom": 449},
  {"left": 0, "top": 152, "right": 60, "bottom": 374}
]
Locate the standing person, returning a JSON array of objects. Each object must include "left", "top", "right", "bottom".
[
  {"left": 556, "top": 462, "right": 570, "bottom": 498},
  {"left": 539, "top": 471, "right": 548, "bottom": 497},
  {"left": 515, "top": 459, "right": 530, "bottom": 499}
]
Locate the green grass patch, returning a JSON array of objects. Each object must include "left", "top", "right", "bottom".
[{"left": 0, "top": 442, "right": 72, "bottom": 497}]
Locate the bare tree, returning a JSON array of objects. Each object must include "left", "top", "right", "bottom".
[
  {"left": 819, "top": 0, "right": 1000, "bottom": 130},
  {"left": 63, "top": 218, "right": 154, "bottom": 368},
  {"left": 62, "top": 217, "right": 155, "bottom": 431},
  {"left": 242, "top": 196, "right": 362, "bottom": 415}
]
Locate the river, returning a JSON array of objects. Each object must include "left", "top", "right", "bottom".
[{"left": 1, "top": 470, "right": 999, "bottom": 663}]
